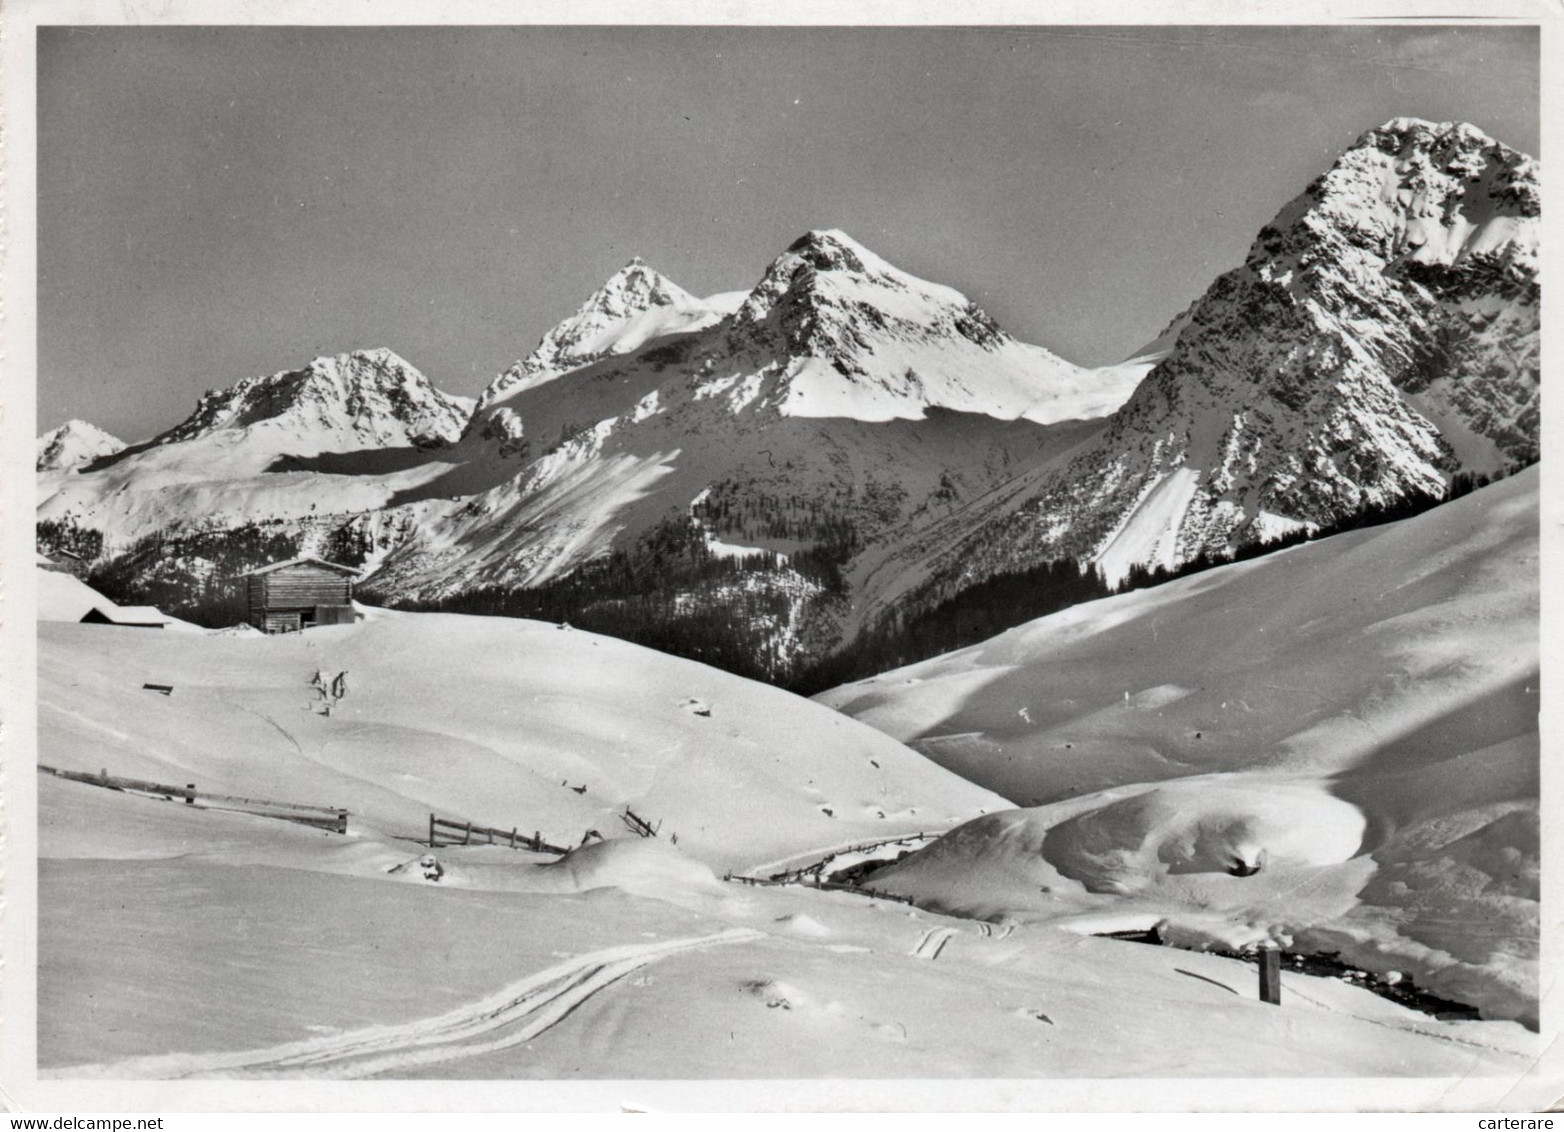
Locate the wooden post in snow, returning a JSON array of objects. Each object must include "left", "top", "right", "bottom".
[
  {"left": 185, "top": 784, "right": 196, "bottom": 805},
  {"left": 429, "top": 813, "right": 436, "bottom": 848},
  {"left": 464, "top": 820, "right": 472, "bottom": 845},
  {"left": 1259, "top": 947, "right": 1282, "bottom": 1005}
]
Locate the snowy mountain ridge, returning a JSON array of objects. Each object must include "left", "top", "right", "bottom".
[
  {"left": 359, "top": 227, "right": 1141, "bottom": 663},
  {"left": 35, "top": 119, "right": 1541, "bottom": 683},
  {"left": 36, "top": 349, "right": 473, "bottom": 555}
]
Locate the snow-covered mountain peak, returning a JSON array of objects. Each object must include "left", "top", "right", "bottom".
[
  {"left": 1257, "top": 117, "right": 1540, "bottom": 280},
  {"left": 588, "top": 258, "right": 693, "bottom": 319},
  {"left": 707, "top": 228, "right": 1140, "bottom": 425},
  {"left": 779, "top": 228, "right": 878, "bottom": 273},
  {"left": 730, "top": 228, "right": 981, "bottom": 342},
  {"left": 966, "top": 121, "right": 1540, "bottom": 588},
  {"left": 36, "top": 419, "right": 125, "bottom": 472},
  {"left": 478, "top": 259, "right": 725, "bottom": 410},
  {"left": 1360, "top": 117, "right": 1506, "bottom": 156},
  {"left": 155, "top": 348, "right": 473, "bottom": 453}
]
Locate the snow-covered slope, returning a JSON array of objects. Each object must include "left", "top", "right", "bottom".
[
  {"left": 385, "top": 123, "right": 1538, "bottom": 683},
  {"left": 819, "top": 468, "right": 1539, "bottom": 1024},
  {"left": 38, "top": 605, "right": 1006, "bottom": 872},
  {"left": 36, "top": 419, "right": 124, "bottom": 472},
  {"left": 36, "top": 598, "right": 1538, "bottom": 1084},
  {"left": 920, "top": 119, "right": 1539, "bottom": 588},
  {"left": 41, "top": 784, "right": 1535, "bottom": 1084}
]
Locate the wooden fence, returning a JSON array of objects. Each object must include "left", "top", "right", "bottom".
[
  {"left": 426, "top": 813, "right": 571, "bottom": 855},
  {"left": 723, "top": 870, "right": 917, "bottom": 906},
  {"left": 41, "top": 761, "right": 926, "bottom": 901},
  {"left": 620, "top": 806, "right": 665, "bottom": 839},
  {"left": 39, "top": 764, "right": 349, "bottom": 833},
  {"left": 757, "top": 832, "right": 932, "bottom": 885},
  {"left": 718, "top": 832, "right": 933, "bottom": 906}
]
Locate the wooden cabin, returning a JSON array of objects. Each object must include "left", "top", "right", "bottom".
[
  {"left": 81, "top": 604, "right": 170, "bottom": 629},
  {"left": 243, "top": 557, "right": 359, "bottom": 634}
]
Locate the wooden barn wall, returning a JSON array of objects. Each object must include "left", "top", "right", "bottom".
[
  {"left": 247, "top": 576, "right": 268, "bottom": 619},
  {"left": 257, "top": 566, "right": 353, "bottom": 611}
]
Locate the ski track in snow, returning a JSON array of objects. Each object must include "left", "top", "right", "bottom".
[
  {"left": 911, "top": 926, "right": 958, "bottom": 961},
  {"left": 58, "top": 928, "right": 762, "bottom": 1080}
]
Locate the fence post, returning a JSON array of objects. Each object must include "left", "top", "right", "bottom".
[
  {"left": 534, "top": 830, "right": 540, "bottom": 851},
  {"left": 429, "top": 813, "right": 436, "bottom": 848},
  {"left": 335, "top": 810, "right": 348, "bottom": 835},
  {"left": 510, "top": 828, "right": 517, "bottom": 849},
  {"left": 185, "top": 783, "right": 196, "bottom": 805},
  {"left": 1259, "top": 946, "right": 1282, "bottom": 1005},
  {"left": 464, "top": 820, "right": 472, "bottom": 845}
]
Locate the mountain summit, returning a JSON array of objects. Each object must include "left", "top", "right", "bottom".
[
  {"left": 156, "top": 348, "right": 474, "bottom": 455},
  {"left": 477, "top": 259, "right": 728, "bottom": 411},
  {"left": 37, "top": 420, "right": 125, "bottom": 473},
  {"left": 37, "top": 349, "right": 477, "bottom": 556},
  {"left": 716, "top": 228, "right": 1137, "bottom": 424},
  {"left": 924, "top": 118, "right": 1540, "bottom": 587}
]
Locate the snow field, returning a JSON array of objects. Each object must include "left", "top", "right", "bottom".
[
  {"left": 39, "top": 596, "right": 1007, "bottom": 874},
  {"left": 35, "top": 563, "right": 1538, "bottom": 1081},
  {"left": 820, "top": 470, "right": 1539, "bottom": 1025},
  {"left": 40, "top": 787, "right": 1534, "bottom": 1080}
]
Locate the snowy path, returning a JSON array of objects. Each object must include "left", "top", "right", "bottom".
[
  {"left": 911, "top": 926, "right": 959, "bottom": 961},
  {"left": 58, "top": 928, "right": 761, "bottom": 1080}
]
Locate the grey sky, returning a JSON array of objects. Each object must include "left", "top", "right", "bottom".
[{"left": 38, "top": 25, "right": 1539, "bottom": 441}]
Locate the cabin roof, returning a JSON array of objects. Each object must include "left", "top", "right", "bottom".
[
  {"left": 83, "top": 604, "right": 170, "bottom": 625},
  {"left": 242, "top": 556, "right": 361, "bottom": 578}
]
